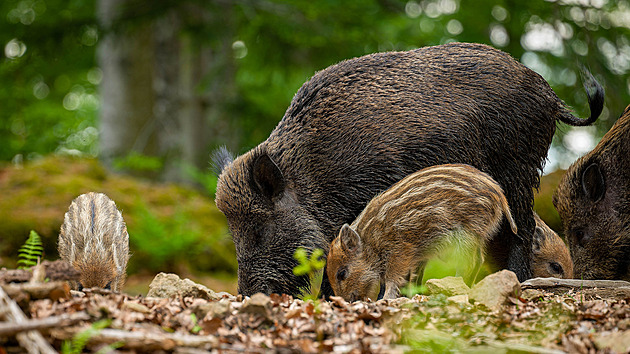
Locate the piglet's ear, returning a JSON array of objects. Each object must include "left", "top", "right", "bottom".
[
  {"left": 581, "top": 163, "right": 605, "bottom": 202},
  {"left": 253, "top": 153, "right": 285, "bottom": 200},
  {"left": 531, "top": 226, "right": 544, "bottom": 254},
  {"left": 339, "top": 224, "right": 362, "bottom": 253}
]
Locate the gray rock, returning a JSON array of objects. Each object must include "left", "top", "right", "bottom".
[
  {"left": 146, "top": 273, "right": 220, "bottom": 300},
  {"left": 425, "top": 276, "right": 470, "bottom": 296},
  {"left": 447, "top": 294, "right": 469, "bottom": 305},
  {"left": 239, "top": 292, "right": 272, "bottom": 320},
  {"left": 469, "top": 270, "right": 520, "bottom": 312}
]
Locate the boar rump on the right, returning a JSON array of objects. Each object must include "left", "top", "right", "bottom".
[{"left": 553, "top": 105, "right": 630, "bottom": 281}]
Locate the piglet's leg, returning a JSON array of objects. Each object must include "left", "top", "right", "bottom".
[
  {"left": 414, "top": 261, "right": 427, "bottom": 284},
  {"left": 383, "top": 282, "right": 400, "bottom": 299}
]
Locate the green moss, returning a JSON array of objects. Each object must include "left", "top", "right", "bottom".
[{"left": 0, "top": 155, "right": 235, "bottom": 276}]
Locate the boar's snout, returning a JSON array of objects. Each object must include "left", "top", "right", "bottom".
[{"left": 236, "top": 256, "right": 310, "bottom": 296}]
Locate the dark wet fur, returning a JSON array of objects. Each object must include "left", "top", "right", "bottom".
[
  {"left": 554, "top": 105, "right": 630, "bottom": 281},
  {"left": 215, "top": 42, "right": 603, "bottom": 296}
]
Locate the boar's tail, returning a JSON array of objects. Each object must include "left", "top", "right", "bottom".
[
  {"left": 558, "top": 68, "right": 604, "bottom": 127},
  {"left": 210, "top": 146, "right": 234, "bottom": 176}
]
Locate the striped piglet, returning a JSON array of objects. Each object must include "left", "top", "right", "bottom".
[
  {"left": 326, "top": 164, "right": 517, "bottom": 301},
  {"left": 58, "top": 192, "right": 130, "bottom": 291}
]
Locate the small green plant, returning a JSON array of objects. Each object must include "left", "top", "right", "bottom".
[
  {"left": 17, "top": 230, "right": 44, "bottom": 269},
  {"left": 293, "top": 248, "right": 326, "bottom": 301},
  {"left": 61, "top": 319, "right": 122, "bottom": 354},
  {"left": 190, "top": 313, "right": 202, "bottom": 334}
]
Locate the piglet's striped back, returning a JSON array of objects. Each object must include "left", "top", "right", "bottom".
[
  {"left": 58, "top": 192, "right": 129, "bottom": 291},
  {"left": 353, "top": 164, "right": 518, "bottom": 239}
]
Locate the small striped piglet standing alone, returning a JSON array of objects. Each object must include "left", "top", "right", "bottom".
[
  {"left": 326, "top": 164, "right": 518, "bottom": 301},
  {"left": 58, "top": 192, "right": 130, "bottom": 291}
]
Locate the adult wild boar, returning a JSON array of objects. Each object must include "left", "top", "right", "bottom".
[
  {"left": 553, "top": 105, "right": 630, "bottom": 281},
  {"left": 214, "top": 42, "right": 603, "bottom": 297}
]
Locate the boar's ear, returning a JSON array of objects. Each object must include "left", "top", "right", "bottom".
[
  {"left": 253, "top": 153, "right": 285, "bottom": 200},
  {"left": 581, "top": 163, "right": 605, "bottom": 202},
  {"left": 339, "top": 224, "right": 362, "bottom": 253},
  {"left": 532, "top": 226, "right": 544, "bottom": 254}
]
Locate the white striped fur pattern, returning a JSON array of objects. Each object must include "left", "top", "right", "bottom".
[{"left": 58, "top": 192, "right": 129, "bottom": 291}]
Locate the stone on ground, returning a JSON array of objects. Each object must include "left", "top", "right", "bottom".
[
  {"left": 469, "top": 270, "right": 521, "bottom": 311},
  {"left": 146, "top": 272, "right": 220, "bottom": 300},
  {"left": 425, "top": 276, "right": 470, "bottom": 296},
  {"left": 239, "top": 293, "right": 272, "bottom": 320}
]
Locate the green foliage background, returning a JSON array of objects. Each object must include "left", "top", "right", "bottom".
[
  {"left": 1, "top": 0, "right": 630, "bottom": 287},
  {"left": 2, "top": 0, "right": 630, "bottom": 159}
]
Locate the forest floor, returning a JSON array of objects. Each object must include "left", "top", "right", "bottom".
[{"left": 2, "top": 266, "right": 630, "bottom": 353}]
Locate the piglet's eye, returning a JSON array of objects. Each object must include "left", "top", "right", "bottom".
[
  {"left": 77, "top": 283, "right": 84, "bottom": 291},
  {"left": 549, "top": 262, "right": 563, "bottom": 276},
  {"left": 336, "top": 267, "right": 348, "bottom": 283},
  {"left": 104, "top": 282, "right": 112, "bottom": 290}
]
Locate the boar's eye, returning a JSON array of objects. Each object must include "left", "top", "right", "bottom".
[
  {"left": 573, "top": 229, "right": 591, "bottom": 247},
  {"left": 336, "top": 267, "right": 348, "bottom": 283},
  {"left": 549, "top": 262, "right": 563, "bottom": 276}
]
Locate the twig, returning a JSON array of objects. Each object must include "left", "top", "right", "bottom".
[
  {"left": 49, "top": 327, "right": 219, "bottom": 351},
  {"left": 522, "top": 278, "right": 630, "bottom": 289},
  {"left": 0, "top": 268, "right": 32, "bottom": 283},
  {"left": 2, "top": 281, "right": 70, "bottom": 302},
  {"left": 0, "top": 285, "right": 56, "bottom": 354},
  {"left": 0, "top": 260, "right": 80, "bottom": 284},
  {"left": 0, "top": 311, "right": 90, "bottom": 337}
]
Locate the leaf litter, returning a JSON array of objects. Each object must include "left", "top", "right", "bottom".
[{"left": 2, "top": 282, "right": 630, "bottom": 353}]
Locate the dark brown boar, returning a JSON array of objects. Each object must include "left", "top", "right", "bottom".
[
  {"left": 531, "top": 212, "right": 573, "bottom": 279},
  {"left": 553, "top": 105, "right": 630, "bottom": 281},
  {"left": 214, "top": 42, "right": 603, "bottom": 297},
  {"left": 326, "top": 164, "right": 517, "bottom": 301},
  {"left": 58, "top": 192, "right": 130, "bottom": 291}
]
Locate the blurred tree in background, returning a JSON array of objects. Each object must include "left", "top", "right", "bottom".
[{"left": 2, "top": 0, "right": 630, "bottom": 182}]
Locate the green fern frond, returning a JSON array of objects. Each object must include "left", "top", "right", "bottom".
[{"left": 17, "top": 230, "right": 44, "bottom": 269}]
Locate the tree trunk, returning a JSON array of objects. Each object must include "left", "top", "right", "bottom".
[
  {"left": 98, "top": 0, "right": 158, "bottom": 177},
  {"left": 97, "top": 1, "right": 238, "bottom": 183}
]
